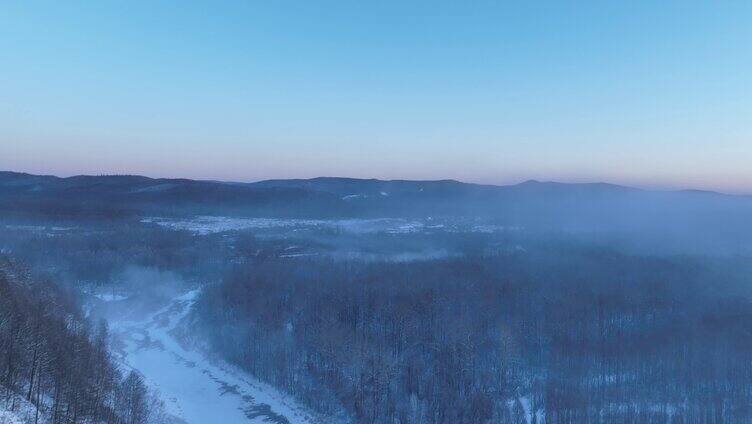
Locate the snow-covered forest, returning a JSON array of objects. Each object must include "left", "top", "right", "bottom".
[
  {"left": 3, "top": 0, "right": 751, "bottom": 421},
  {"left": 0, "top": 256, "right": 164, "bottom": 424},
  {"left": 2, "top": 172, "right": 752, "bottom": 423},
  {"left": 190, "top": 251, "right": 752, "bottom": 422}
]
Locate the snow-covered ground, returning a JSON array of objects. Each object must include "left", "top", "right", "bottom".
[
  {"left": 0, "top": 408, "right": 26, "bottom": 424},
  {"left": 141, "top": 215, "right": 521, "bottom": 236},
  {"left": 109, "top": 290, "right": 325, "bottom": 424},
  {"left": 0, "top": 395, "right": 45, "bottom": 424},
  {"left": 93, "top": 293, "right": 129, "bottom": 302},
  {"left": 141, "top": 216, "right": 426, "bottom": 235}
]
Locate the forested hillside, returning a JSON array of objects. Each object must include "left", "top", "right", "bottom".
[
  {"left": 190, "top": 250, "right": 752, "bottom": 423},
  {"left": 3, "top": 172, "right": 752, "bottom": 423},
  {"left": 0, "top": 255, "right": 163, "bottom": 424}
]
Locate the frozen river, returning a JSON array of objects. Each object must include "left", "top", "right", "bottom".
[{"left": 108, "top": 290, "right": 323, "bottom": 424}]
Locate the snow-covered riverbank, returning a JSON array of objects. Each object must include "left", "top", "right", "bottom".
[{"left": 108, "top": 290, "right": 323, "bottom": 424}]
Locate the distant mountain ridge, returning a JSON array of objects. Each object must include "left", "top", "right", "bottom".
[
  {"left": 1, "top": 170, "right": 740, "bottom": 199},
  {"left": 0, "top": 171, "right": 663, "bottom": 220},
  {"left": 250, "top": 176, "right": 641, "bottom": 196},
  {"left": 0, "top": 171, "right": 346, "bottom": 219},
  {"left": 2, "top": 171, "right": 752, "bottom": 249}
]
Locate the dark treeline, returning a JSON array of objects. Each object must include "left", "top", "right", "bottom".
[
  {"left": 0, "top": 255, "right": 160, "bottom": 423},
  {"left": 190, "top": 249, "right": 752, "bottom": 423},
  {"left": 0, "top": 172, "right": 350, "bottom": 220},
  {"left": 0, "top": 221, "right": 232, "bottom": 289}
]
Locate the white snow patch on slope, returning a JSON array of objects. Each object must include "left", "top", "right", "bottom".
[
  {"left": 93, "top": 293, "right": 129, "bottom": 302},
  {"left": 132, "top": 183, "right": 178, "bottom": 193},
  {"left": 341, "top": 194, "right": 366, "bottom": 200}
]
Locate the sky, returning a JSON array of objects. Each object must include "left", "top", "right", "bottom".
[{"left": 1, "top": 1, "right": 750, "bottom": 193}]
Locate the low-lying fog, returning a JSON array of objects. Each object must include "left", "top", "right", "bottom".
[{"left": 2, "top": 180, "right": 752, "bottom": 423}]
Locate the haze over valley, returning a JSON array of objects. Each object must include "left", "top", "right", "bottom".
[
  {"left": 2, "top": 1, "right": 751, "bottom": 422},
  {"left": 2, "top": 171, "right": 752, "bottom": 423}
]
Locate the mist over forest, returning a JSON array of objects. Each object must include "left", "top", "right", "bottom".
[
  {"left": 1, "top": 171, "right": 751, "bottom": 423},
  {"left": 4, "top": 0, "right": 751, "bottom": 421}
]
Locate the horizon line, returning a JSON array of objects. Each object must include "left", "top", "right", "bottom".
[{"left": 3, "top": 169, "right": 750, "bottom": 198}]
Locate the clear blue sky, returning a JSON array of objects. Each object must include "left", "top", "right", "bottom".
[{"left": 1, "top": 1, "right": 750, "bottom": 192}]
